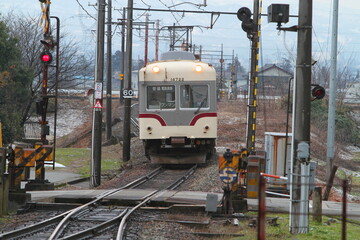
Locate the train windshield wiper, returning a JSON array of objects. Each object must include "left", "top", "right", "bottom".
[{"left": 194, "top": 97, "right": 207, "bottom": 114}]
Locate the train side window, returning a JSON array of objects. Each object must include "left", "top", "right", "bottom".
[
  {"left": 147, "top": 85, "right": 175, "bottom": 110},
  {"left": 180, "top": 85, "right": 209, "bottom": 109}
]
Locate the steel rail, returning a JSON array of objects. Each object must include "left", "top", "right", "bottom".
[
  {"left": 116, "top": 164, "right": 197, "bottom": 239},
  {"left": 49, "top": 166, "right": 162, "bottom": 239},
  {"left": 165, "top": 164, "right": 197, "bottom": 190},
  {"left": 0, "top": 212, "right": 67, "bottom": 240},
  {"left": 0, "top": 167, "right": 162, "bottom": 239},
  {"left": 122, "top": 166, "right": 162, "bottom": 189},
  {"left": 60, "top": 209, "right": 128, "bottom": 240}
]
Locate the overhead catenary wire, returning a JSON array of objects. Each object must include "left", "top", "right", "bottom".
[
  {"left": 140, "top": 0, "right": 151, "bottom": 8},
  {"left": 157, "top": 0, "right": 183, "bottom": 25},
  {"left": 75, "top": 0, "right": 96, "bottom": 21}
]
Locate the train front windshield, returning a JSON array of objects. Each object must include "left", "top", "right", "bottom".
[
  {"left": 146, "top": 84, "right": 209, "bottom": 110},
  {"left": 180, "top": 85, "right": 208, "bottom": 109},
  {"left": 147, "top": 85, "right": 175, "bottom": 109}
]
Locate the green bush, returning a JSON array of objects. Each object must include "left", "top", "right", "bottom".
[{"left": 311, "top": 100, "right": 360, "bottom": 144}]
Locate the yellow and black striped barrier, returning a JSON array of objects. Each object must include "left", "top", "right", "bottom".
[
  {"left": 246, "top": 155, "right": 265, "bottom": 199},
  {"left": 35, "top": 143, "right": 53, "bottom": 180},
  {"left": 9, "top": 143, "right": 53, "bottom": 190}
]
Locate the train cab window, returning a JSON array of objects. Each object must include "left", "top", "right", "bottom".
[
  {"left": 180, "top": 85, "right": 209, "bottom": 109},
  {"left": 147, "top": 85, "right": 175, "bottom": 110}
]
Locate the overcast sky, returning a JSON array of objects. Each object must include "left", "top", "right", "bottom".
[{"left": 2, "top": 0, "right": 360, "bottom": 70}]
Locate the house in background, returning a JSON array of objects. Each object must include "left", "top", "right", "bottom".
[{"left": 258, "top": 64, "right": 293, "bottom": 96}]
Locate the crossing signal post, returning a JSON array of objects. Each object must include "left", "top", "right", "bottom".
[
  {"left": 16, "top": 0, "right": 59, "bottom": 192},
  {"left": 39, "top": 40, "right": 55, "bottom": 144},
  {"left": 39, "top": 0, "right": 55, "bottom": 145},
  {"left": 39, "top": 8, "right": 53, "bottom": 183},
  {"left": 237, "top": 1, "right": 261, "bottom": 153}
]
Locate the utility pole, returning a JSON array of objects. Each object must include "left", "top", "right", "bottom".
[
  {"left": 220, "top": 43, "right": 224, "bottom": 96},
  {"left": 229, "top": 50, "right": 235, "bottom": 100},
  {"left": 155, "top": 20, "right": 159, "bottom": 61},
  {"left": 290, "top": 0, "right": 312, "bottom": 234},
  {"left": 122, "top": 0, "right": 133, "bottom": 161},
  {"left": 91, "top": 0, "right": 106, "bottom": 187},
  {"left": 326, "top": 0, "right": 339, "bottom": 183},
  {"left": 106, "top": 0, "right": 112, "bottom": 141},
  {"left": 234, "top": 54, "right": 238, "bottom": 100},
  {"left": 144, "top": 13, "right": 149, "bottom": 66},
  {"left": 120, "top": 7, "right": 126, "bottom": 103}
]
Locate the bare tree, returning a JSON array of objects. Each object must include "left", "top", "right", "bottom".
[
  {"left": 3, "top": 12, "right": 94, "bottom": 124},
  {"left": 312, "top": 52, "right": 358, "bottom": 107}
]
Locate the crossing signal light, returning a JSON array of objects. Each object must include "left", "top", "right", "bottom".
[
  {"left": 237, "top": 7, "right": 252, "bottom": 22},
  {"left": 311, "top": 85, "right": 325, "bottom": 100},
  {"left": 40, "top": 51, "right": 52, "bottom": 64},
  {"left": 237, "top": 7, "right": 256, "bottom": 36}
]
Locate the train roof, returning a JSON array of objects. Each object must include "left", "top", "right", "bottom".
[
  {"left": 139, "top": 54, "right": 216, "bottom": 82},
  {"left": 160, "top": 51, "right": 196, "bottom": 61}
]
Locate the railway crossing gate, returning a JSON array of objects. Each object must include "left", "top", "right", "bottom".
[
  {"left": 8, "top": 143, "right": 54, "bottom": 191},
  {"left": 218, "top": 148, "right": 265, "bottom": 213}
]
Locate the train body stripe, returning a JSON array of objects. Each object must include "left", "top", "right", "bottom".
[
  {"left": 139, "top": 113, "right": 167, "bottom": 126},
  {"left": 189, "top": 112, "right": 217, "bottom": 126}
]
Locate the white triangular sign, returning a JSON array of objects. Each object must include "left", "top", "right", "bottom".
[{"left": 94, "top": 100, "right": 102, "bottom": 108}]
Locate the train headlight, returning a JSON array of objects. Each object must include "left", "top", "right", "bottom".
[
  {"left": 152, "top": 66, "right": 160, "bottom": 73},
  {"left": 194, "top": 65, "right": 203, "bottom": 73}
]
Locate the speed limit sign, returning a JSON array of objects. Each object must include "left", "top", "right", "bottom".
[{"left": 123, "top": 89, "right": 134, "bottom": 98}]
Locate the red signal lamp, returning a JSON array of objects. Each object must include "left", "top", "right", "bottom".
[
  {"left": 40, "top": 51, "right": 53, "bottom": 64},
  {"left": 311, "top": 85, "right": 325, "bottom": 100}
]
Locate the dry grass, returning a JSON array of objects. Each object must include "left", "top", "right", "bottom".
[
  {"left": 217, "top": 98, "right": 289, "bottom": 149},
  {"left": 56, "top": 97, "right": 359, "bottom": 200}
]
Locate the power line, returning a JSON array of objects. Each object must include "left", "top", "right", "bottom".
[
  {"left": 157, "top": 0, "right": 183, "bottom": 25},
  {"left": 140, "top": 0, "right": 151, "bottom": 8},
  {"left": 75, "top": 0, "right": 96, "bottom": 21}
]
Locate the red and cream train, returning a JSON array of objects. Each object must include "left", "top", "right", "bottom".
[{"left": 138, "top": 51, "right": 217, "bottom": 164}]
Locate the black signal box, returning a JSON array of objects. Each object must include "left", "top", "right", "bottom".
[{"left": 267, "top": 4, "right": 289, "bottom": 23}]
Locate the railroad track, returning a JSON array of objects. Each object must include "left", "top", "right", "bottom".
[{"left": 0, "top": 165, "right": 197, "bottom": 240}]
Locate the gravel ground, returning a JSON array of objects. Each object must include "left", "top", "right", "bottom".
[{"left": 1, "top": 99, "right": 359, "bottom": 239}]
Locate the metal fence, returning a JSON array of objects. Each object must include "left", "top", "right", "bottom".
[{"left": 255, "top": 176, "right": 359, "bottom": 240}]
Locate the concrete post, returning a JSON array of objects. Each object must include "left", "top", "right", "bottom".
[
  {"left": 312, "top": 186, "right": 322, "bottom": 222},
  {"left": 106, "top": 0, "right": 113, "bottom": 141},
  {"left": 326, "top": 0, "right": 339, "bottom": 182},
  {"left": 290, "top": 0, "right": 312, "bottom": 234},
  {"left": 123, "top": 0, "right": 134, "bottom": 161},
  {"left": 91, "top": 0, "right": 106, "bottom": 187}
]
